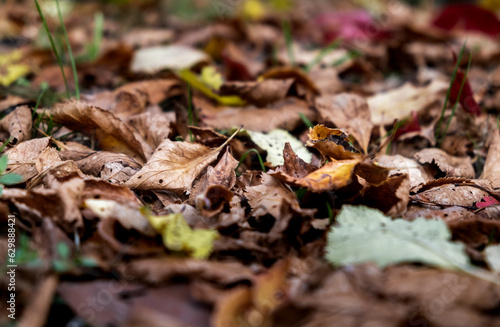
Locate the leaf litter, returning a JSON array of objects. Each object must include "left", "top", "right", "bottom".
[{"left": 2, "top": 0, "right": 500, "bottom": 326}]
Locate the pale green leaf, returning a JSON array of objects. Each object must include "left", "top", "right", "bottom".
[
  {"left": 485, "top": 244, "right": 500, "bottom": 272},
  {"left": 0, "top": 155, "right": 8, "bottom": 173},
  {"left": 0, "top": 173, "right": 23, "bottom": 185},
  {"left": 247, "top": 129, "right": 311, "bottom": 166},
  {"left": 325, "top": 205, "right": 469, "bottom": 270}
]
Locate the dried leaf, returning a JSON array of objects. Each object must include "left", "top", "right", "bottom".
[
  {"left": 414, "top": 148, "right": 475, "bottom": 178},
  {"left": 315, "top": 94, "right": 373, "bottom": 152},
  {"left": 219, "top": 79, "right": 294, "bottom": 106},
  {"left": 48, "top": 101, "right": 147, "bottom": 162},
  {"left": 367, "top": 80, "right": 448, "bottom": 125},
  {"left": 0, "top": 105, "right": 32, "bottom": 144},
  {"left": 297, "top": 159, "right": 360, "bottom": 192},
  {"left": 5, "top": 137, "right": 52, "bottom": 182},
  {"left": 126, "top": 131, "right": 236, "bottom": 192},
  {"left": 306, "top": 125, "right": 362, "bottom": 160},
  {"left": 198, "top": 97, "right": 316, "bottom": 132},
  {"left": 481, "top": 129, "right": 500, "bottom": 188}
]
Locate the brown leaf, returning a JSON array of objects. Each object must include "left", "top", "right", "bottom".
[
  {"left": 0, "top": 105, "right": 32, "bottom": 144},
  {"left": 83, "top": 79, "right": 182, "bottom": 110},
  {"left": 5, "top": 137, "right": 53, "bottom": 182},
  {"left": 219, "top": 79, "right": 294, "bottom": 106},
  {"left": 411, "top": 182, "right": 490, "bottom": 207},
  {"left": 3, "top": 176, "right": 85, "bottom": 232},
  {"left": 259, "top": 67, "right": 320, "bottom": 96},
  {"left": 481, "top": 129, "right": 500, "bottom": 189},
  {"left": 48, "top": 101, "right": 147, "bottom": 162},
  {"left": 414, "top": 148, "right": 475, "bottom": 178},
  {"left": 245, "top": 174, "right": 315, "bottom": 232},
  {"left": 376, "top": 155, "right": 432, "bottom": 189},
  {"left": 119, "top": 256, "right": 254, "bottom": 285},
  {"left": 367, "top": 80, "right": 448, "bottom": 125},
  {"left": 198, "top": 97, "right": 317, "bottom": 132},
  {"left": 306, "top": 125, "right": 362, "bottom": 160},
  {"left": 195, "top": 185, "right": 234, "bottom": 218},
  {"left": 315, "top": 94, "right": 373, "bottom": 152},
  {"left": 58, "top": 150, "right": 141, "bottom": 183},
  {"left": 297, "top": 159, "right": 361, "bottom": 192},
  {"left": 268, "top": 142, "right": 317, "bottom": 185},
  {"left": 361, "top": 173, "right": 410, "bottom": 216},
  {"left": 212, "top": 259, "right": 289, "bottom": 327},
  {"left": 126, "top": 132, "right": 237, "bottom": 192},
  {"left": 127, "top": 112, "right": 173, "bottom": 151}
]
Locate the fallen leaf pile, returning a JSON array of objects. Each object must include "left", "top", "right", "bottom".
[{"left": 1, "top": 0, "right": 500, "bottom": 326}]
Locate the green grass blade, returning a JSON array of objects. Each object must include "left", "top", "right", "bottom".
[
  {"left": 34, "top": 0, "right": 71, "bottom": 99},
  {"left": 435, "top": 41, "right": 467, "bottom": 141},
  {"left": 282, "top": 19, "right": 295, "bottom": 66},
  {"left": 305, "top": 39, "right": 342, "bottom": 72},
  {"left": 235, "top": 148, "right": 267, "bottom": 173},
  {"left": 55, "top": 0, "right": 79, "bottom": 100},
  {"left": 89, "top": 12, "right": 104, "bottom": 60},
  {"left": 438, "top": 54, "right": 473, "bottom": 147}
]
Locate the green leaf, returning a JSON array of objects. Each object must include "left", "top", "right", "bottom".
[
  {"left": 0, "top": 174, "right": 23, "bottom": 185},
  {"left": 325, "top": 205, "right": 469, "bottom": 270},
  {"left": 0, "top": 155, "right": 8, "bottom": 173},
  {"left": 246, "top": 129, "right": 312, "bottom": 166},
  {"left": 56, "top": 242, "right": 70, "bottom": 260},
  {"left": 485, "top": 244, "right": 500, "bottom": 272},
  {"left": 77, "top": 256, "right": 99, "bottom": 268}
]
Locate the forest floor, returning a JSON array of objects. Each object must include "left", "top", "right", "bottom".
[{"left": 1, "top": 0, "right": 500, "bottom": 326}]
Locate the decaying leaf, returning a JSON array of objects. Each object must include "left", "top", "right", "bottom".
[
  {"left": 219, "top": 79, "right": 294, "bottom": 106},
  {"left": 85, "top": 199, "right": 155, "bottom": 236},
  {"left": 198, "top": 97, "right": 317, "bottom": 132},
  {"left": 315, "top": 94, "right": 373, "bottom": 152},
  {"left": 0, "top": 105, "right": 32, "bottom": 144},
  {"left": 306, "top": 125, "right": 362, "bottom": 160},
  {"left": 48, "top": 101, "right": 147, "bottom": 163},
  {"left": 5, "top": 137, "right": 52, "bottom": 182},
  {"left": 126, "top": 131, "right": 236, "bottom": 192},
  {"left": 367, "top": 80, "right": 448, "bottom": 125},
  {"left": 296, "top": 159, "right": 360, "bottom": 192},
  {"left": 414, "top": 148, "right": 475, "bottom": 178},
  {"left": 212, "top": 259, "right": 289, "bottom": 327},
  {"left": 481, "top": 129, "right": 500, "bottom": 188},
  {"left": 326, "top": 205, "right": 469, "bottom": 269}
]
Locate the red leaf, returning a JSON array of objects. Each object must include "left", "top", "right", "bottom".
[
  {"left": 394, "top": 111, "right": 421, "bottom": 140},
  {"left": 314, "top": 10, "right": 390, "bottom": 45},
  {"left": 432, "top": 4, "right": 500, "bottom": 38},
  {"left": 449, "top": 70, "right": 481, "bottom": 116},
  {"left": 476, "top": 196, "right": 500, "bottom": 208}
]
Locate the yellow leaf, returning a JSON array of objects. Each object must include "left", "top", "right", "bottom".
[
  {"left": 307, "top": 125, "right": 363, "bottom": 160},
  {"left": 201, "top": 66, "right": 223, "bottom": 91},
  {"left": 297, "top": 159, "right": 360, "bottom": 192},
  {"left": 177, "top": 69, "right": 246, "bottom": 106},
  {"left": 481, "top": 0, "right": 500, "bottom": 11},
  {"left": 241, "top": 0, "right": 266, "bottom": 20},
  {"left": 0, "top": 50, "right": 30, "bottom": 87},
  {"left": 145, "top": 212, "right": 218, "bottom": 259}
]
